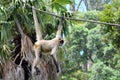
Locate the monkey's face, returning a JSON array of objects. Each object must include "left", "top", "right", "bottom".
[{"left": 59, "top": 39, "right": 64, "bottom": 46}]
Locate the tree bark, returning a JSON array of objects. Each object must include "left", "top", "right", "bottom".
[
  {"left": 3, "top": 61, "right": 25, "bottom": 80},
  {"left": 31, "top": 58, "right": 60, "bottom": 80}
]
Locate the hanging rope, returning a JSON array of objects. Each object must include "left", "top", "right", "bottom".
[
  {"left": 23, "top": 3, "right": 120, "bottom": 27},
  {"left": 1, "top": 2, "right": 120, "bottom": 27}
]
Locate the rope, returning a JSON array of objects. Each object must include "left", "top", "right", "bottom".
[
  {"left": 25, "top": 3, "right": 120, "bottom": 27},
  {"left": 1, "top": 2, "right": 120, "bottom": 27}
]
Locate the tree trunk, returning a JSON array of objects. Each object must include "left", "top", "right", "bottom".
[
  {"left": 2, "top": 34, "right": 60, "bottom": 80},
  {"left": 2, "top": 58, "right": 60, "bottom": 80},
  {"left": 31, "top": 58, "right": 60, "bottom": 80}
]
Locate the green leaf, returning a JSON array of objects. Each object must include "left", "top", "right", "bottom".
[
  {"left": 55, "top": 0, "right": 72, "bottom": 4},
  {"left": 52, "top": 2, "right": 66, "bottom": 12}
]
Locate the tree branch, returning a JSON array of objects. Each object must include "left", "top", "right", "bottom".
[
  {"left": 13, "top": 15, "right": 24, "bottom": 36},
  {"left": 76, "top": 0, "right": 82, "bottom": 11}
]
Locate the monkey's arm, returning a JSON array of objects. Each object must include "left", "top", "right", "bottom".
[
  {"left": 56, "top": 17, "right": 64, "bottom": 38},
  {"left": 32, "top": 6, "right": 43, "bottom": 40}
]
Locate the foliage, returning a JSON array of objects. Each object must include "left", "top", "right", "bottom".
[
  {"left": 100, "top": 0, "right": 120, "bottom": 49},
  {"left": 100, "top": 0, "right": 120, "bottom": 71},
  {"left": 60, "top": 9, "right": 120, "bottom": 80},
  {"left": 89, "top": 61, "right": 120, "bottom": 80},
  {"left": 61, "top": 11, "right": 101, "bottom": 80}
]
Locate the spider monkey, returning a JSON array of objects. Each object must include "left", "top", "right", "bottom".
[{"left": 32, "top": 6, "right": 64, "bottom": 75}]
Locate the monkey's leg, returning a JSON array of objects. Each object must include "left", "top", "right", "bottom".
[
  {"left": 32, "top": 47, "right": 41, "bottom": 75},
  {"left": 34, "top": 66, "right": 40, "bottom": 75},
  {"left": 51, "top": 55, "right": 59, "bottom": 73},
  {"left": 32, "top": 58, "right": 41, "bottom": 75}
]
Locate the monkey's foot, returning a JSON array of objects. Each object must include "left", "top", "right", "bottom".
[
  {"left": 39, "top": 53, "right": 42, "bottom": 58},
  {"left": 56, "top": 68, "right": 59, "bottom": 73},
  {"left": 32, "top": 67, "right": 41, "bottom": 75}
]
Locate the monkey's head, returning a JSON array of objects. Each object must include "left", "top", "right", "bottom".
[{"left": 58, "top": 38, "right": 64, "bottom": 46}]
